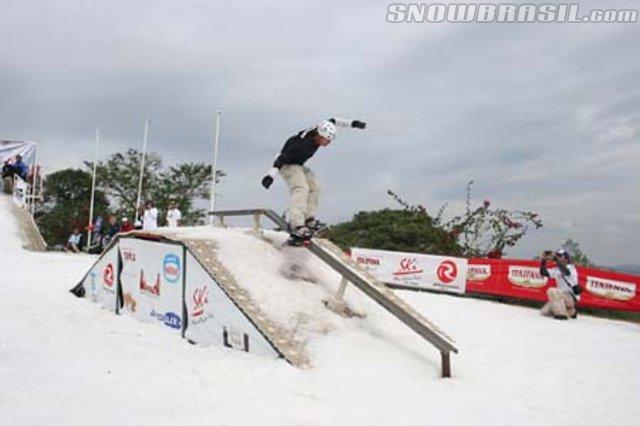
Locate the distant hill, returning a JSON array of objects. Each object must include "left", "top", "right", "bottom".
[{"left": 606, "top": 263, "right": 640, "bottom": 276}]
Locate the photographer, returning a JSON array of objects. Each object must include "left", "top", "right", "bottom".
[{"left": 539, "top": 249, "right": 581, "bottom": 320}]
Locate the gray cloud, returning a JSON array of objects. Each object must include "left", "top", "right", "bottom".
[{"left": 0, "top": 0, "right": 638, "bottom": 264}]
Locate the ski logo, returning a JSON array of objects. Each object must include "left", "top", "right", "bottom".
[
  {"left": 192, "top": 286, "right": 210, "bottom": 318},
  {"left": 393, "top": 258, "right": 423, "bottom": 276}
]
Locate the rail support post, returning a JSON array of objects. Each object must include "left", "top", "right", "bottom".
[
  {"left": 252, "top": 212, "right": 261, "bottom": 235},
  {"left": 322, "top": 277, "right": 365, "bottom": 318},
  {"left": 218, "top": 215, "right": 226, "bottom": 228},
  {"left": 441, "top": 351, "right": 451, "bottom": 378}
]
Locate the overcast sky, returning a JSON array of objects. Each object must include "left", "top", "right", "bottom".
[{"left": 1, "top": 0, "right": 638, "bottom": 264}]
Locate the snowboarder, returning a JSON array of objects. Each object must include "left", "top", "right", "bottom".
[{"left": 261, "top": 117, "right": 366, "bottom": 245}]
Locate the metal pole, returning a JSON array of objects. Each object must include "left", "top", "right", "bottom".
[
  {"left": 30, "top": 144, "right": 38, "bottom": 217},
  {"left": 135, "top": 118, "right": 150, "bottom": 222},
  {"left": 209, "top": 109, "right": 222, "bottom": 225},
  {"left": 86, "top": 126, "right": 100, "bottom": 251}
]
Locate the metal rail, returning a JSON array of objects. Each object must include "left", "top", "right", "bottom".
[{"left": 209, "top": 208, "right": 458, "bottom": 377}]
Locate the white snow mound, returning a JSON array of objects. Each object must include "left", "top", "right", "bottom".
[{"left": 1, "top": 197, "right": 639, "bottom": 426}]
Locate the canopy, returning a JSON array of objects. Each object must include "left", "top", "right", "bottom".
[{"left": 0, "top": 140, "right": 37, "bottom": 165}]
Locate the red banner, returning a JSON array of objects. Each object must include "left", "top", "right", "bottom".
[{"left": 466, "top": 258, "right": 640, "bottom": 312}]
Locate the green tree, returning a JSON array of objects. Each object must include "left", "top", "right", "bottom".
[
  {"left": 326, "top": 209, "right": 463, "bottom": 255},
  {"left": 92, "top": 148, "right": 162, "bottom": 216},
  {"left": 94, "top": 149, "right": 224, "bottom": 225},
  {"left": 561, "top": 238, "right": 593, "bottom": 266},
  {"left": 435, "top": 181, "right": 543, "bottom": 258},
  {"left": 152, "top": 163, "right": 222, "bottom": 225},
  {"left": 37, "top": 169, "right": 110, "bottom": 245},
  {"left": 328, "top": 185, "right": 543, "bottom": 258}
]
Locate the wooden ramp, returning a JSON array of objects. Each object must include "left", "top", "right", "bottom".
[{"left": 164, "top": 234, "right": 312, "bottom": 368}]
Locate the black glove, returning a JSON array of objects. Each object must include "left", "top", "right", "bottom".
[
  {"left": 261, "top": 175, "right": 273, "bottom": 189},
  {"left": 571, "top": 285, "right": 583, "bottom": 295},
  {"left": 352, "top": 120, "right": 367, "bottom": 129}
]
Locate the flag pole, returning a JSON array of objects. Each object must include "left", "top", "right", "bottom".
[
  {"left": 209, "top": 109, "right": 222, "bottom": 225},
  {"left": 30, "top": 144, "right": 38, "bottom": 218},
  {"left": 135, "top": 118, "right": 150, "bottom": 222},
  {"left": 87, "top": 125, "right": 100, "bottom": 251}
]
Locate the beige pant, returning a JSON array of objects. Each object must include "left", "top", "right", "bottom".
[
  {"left": 279, "top": 165, "right": 320, "bottom": 228},
  {"left": 540, "top": 288, "right": 576, "bottom": 318}
]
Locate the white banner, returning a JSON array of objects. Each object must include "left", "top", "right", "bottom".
[
  {"left": 81, "top": 245, "right": 118, "bottom": 311},
  {"left": 351, "top": 247, "right": 468, "bottom": 294},
  {"left": 184, "top": 251, "right": 279, "bottom": 359},
  {"left": 118, "top": 238, "right": 184, "bottom": 333}
]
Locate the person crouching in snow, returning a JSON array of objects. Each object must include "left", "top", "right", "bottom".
[
  {"left": 539, "top": 249, "right": 582, "bottom": 320},
  {"left": 261, "top": 117, "right": 366, "bottom": 245}
]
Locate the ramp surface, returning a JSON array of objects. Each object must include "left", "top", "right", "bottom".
[
  {"left": 179, "top": 237, "right": 312, "bottom": 367},
  {"left": 1, "top": 194, "right": 46, "bottom": 251},
  {"left": 209, "top": 209, "right": 458, "bottom": 376}
]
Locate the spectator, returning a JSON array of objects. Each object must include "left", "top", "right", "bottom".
[
  {"left": 87, "top": 215, "right": 104, "bottom": 253},
  {"left": 539, "top": 249, "right": 581, "bottom": 320},
  {"left": 1, "top": 155, "right": 29, "bottom": 180},
  {"left": 104, "top": 216, "right": 120, "bottom": 246},
  {"left": 142, "top": 200, "right": 158, "bottom": 230},
  {"left": 66, "top": 228, "right": 82, "bottom": 253},
  {"left": 120, "top": 217, "right": 134, "bottom": 233},
  {"left": 166, "top": 200, "right": 182, "bottom": 228}
]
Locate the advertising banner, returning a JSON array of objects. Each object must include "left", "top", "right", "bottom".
[
  {"left": 351, "top": 247, "right": 468, "bottom": 294},
  {"left": 184, "top": 252, "right": 279, "bottom": 359},
  {"left": 118, "top": 238, "right": 184, "bottom": 333},
  {"left": 466, "top": 258, "right": 640, "bottom": 311},
  {"left": 81, "top": 246, "right": 118, "bottom": 311}
]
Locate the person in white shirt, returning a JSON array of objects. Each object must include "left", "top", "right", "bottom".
[
  {"left": 539, "top": 249, "right": 581, "bottom": 320},
  {"left": 166, "top": 200, "right": 182, "bottom": 228},
  {"left": 142, "top": 200, "right": 158, "bottom": 230},
  {"left": 66, "top": 227, "right": 82, "bottom": 253}
]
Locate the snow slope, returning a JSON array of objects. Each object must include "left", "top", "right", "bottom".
[{"left": 1, "top": 195, "right": 639, "bottom": 426}]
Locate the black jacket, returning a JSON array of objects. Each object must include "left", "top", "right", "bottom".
[{"left": 272, "top": 129, "right": 320, "bottom": 169}]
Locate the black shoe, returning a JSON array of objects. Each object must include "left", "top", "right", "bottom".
[
  {"left": 570, "top": 312, "right": 578, "bottom": 319},
  {"left": 305, "top": 218, "right": 326, "bottom": 232},
  {"left": 553, "top": 315, "right": 569, "bottom": 320}
]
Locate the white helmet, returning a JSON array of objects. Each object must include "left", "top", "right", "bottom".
[{"left": 316, "top": 120, "right": 337, "bottom": 141}]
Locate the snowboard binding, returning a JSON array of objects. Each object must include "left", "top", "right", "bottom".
[{"left": 286, "top": 225, "right": 314, "bottom": 247}]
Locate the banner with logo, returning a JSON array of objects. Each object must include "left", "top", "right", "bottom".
[
  {"left": 351, "top": 247, "right": 468, "bottom": 294},
  {"left": 466, "top": 258, "right": 640, "bottom": 311},
  {"left": 119, "top": 238, "right": 184, "bottom": 333},
  {"left": 184, "top": 252, "right": 279, "bottom": 359},
  {"left": 80, "top": 245, "right": 118, "bottom": 311}
]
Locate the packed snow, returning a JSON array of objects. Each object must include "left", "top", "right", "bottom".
[{"left": 1, "top": 195, "right": 639, "bottom": 426}]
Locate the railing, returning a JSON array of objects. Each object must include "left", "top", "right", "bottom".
[{"left": 209, "top": 208, "right": 458, "bottom": 378}]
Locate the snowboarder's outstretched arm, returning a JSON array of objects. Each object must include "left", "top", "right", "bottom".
[
  {"left": 328, "top": 117, "right": 367, "bottom": 129},
  {"left": 261, "top": 117, "right": 366, "bottom": 189}
]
